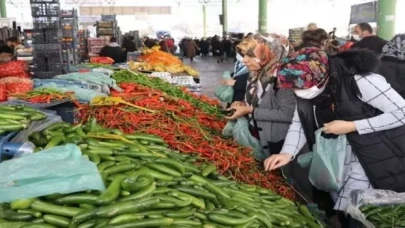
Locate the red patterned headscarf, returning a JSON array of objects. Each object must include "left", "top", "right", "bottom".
[{"left": 277, "top": 47, "right": 329, "bottom": 89}]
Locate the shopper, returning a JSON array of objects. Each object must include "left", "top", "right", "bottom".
[
  {"left": 99, "top": 37, "right": 125, "bottom": 63},
  {"left": 351, "top": 22, "right": 387, "bottom": 54},
  {"left": 226, "top": 33, "right": 296, "bottom": 158},
  {"left": 6, "top": 37, "right": 24, "bottom": 51},
  {"left": 122, "top": 36, "right": 137, "bottom": 62},
  {"left": 159, "top": 37, "right": 170, "bottom": 52},
  {"left": 199, "top": 38, "right": 209, "bottom": 58},
  {"left": 0, "top": 40, "right": 13, "bottom": 54},
  {"left": 378, "top": 34, "right": 405, "bottom": 98},
  {"left": 221, "top": 53, "right": 250, "bottom": 103},
  {"left": 185, "top": 38, "right": 199, "bottom": 62},
  {"left": 295, "top": 28, "right": 328, "bottom": 51},
  {"left": 222, "top": 36, "right": 232, "bottom": 61},
  {"left": 266, "top": 47, "right": 405, "bottom": 226},
  {"left": 307, "top": 22, "right": 317, "bottom": 31}
]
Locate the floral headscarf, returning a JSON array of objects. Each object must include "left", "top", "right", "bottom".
[
  {"left": 237, "top": 33, "right": 292, "bottom": 107},
  {"left": 381, "top": 34, "right": 405, "bottom": 61},
  {"left": 277, "top": 47, "right": 329, "bottom": 89}
]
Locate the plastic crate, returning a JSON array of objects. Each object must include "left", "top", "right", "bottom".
[
  {"left": 31, "top": 5, "right": 60, "bottom": 17},
  {"left": 2, "top": 100, "right": 75, "bottom": 124},
  {"left": 0, "top": 132, "right": 20, "bottom": 162},
  {"left": 33, "top": 20, "right": 60, "bottom": 30},
  {"left": 32, "top": 57, "right": 65, "bottom": 72},
  {"left": 32, "top": 29, "right": 62, "bottom": 44},
  {"left": 34, "top": 44, "right": 61, "bottom": 52},
  {"left": 33, "top": 71, "right": 62, "bottom": 79},
  {"left": 88, "top": 46, "right": 102, "bottom": 54},
  {"left": 87, "top": 38, "right": 107, "bottom": 46}
]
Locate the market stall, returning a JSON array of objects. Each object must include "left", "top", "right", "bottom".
[{"left": 0, "top": 59, "right": 332, "bottom": 228}]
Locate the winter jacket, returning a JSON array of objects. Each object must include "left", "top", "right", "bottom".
[
  {"left": 99, "top": 43, "right": 124, "bottom": 63},
  {"left": 377, "top": 57, "right": 405, "bottom": 98},
  {"left": 351, "top": 36, "right": 387, "bottom": 55}
]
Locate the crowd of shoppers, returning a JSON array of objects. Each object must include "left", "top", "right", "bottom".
[{"left": 219, "top": 22, "right": 405, "bottom": 228}]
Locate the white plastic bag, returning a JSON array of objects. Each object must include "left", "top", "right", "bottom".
[{"left": 347, "top": 190, "right": 405, "bottom": 228}]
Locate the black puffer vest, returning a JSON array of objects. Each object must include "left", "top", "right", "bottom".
[{"left": 297, "top": 50, "right": 405, "bottom": 192}]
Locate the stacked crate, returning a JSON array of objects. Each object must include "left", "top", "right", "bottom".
[
  {"left": 60, "top": 9, "right": 80, "bottom": 72},
  {"left": 30, "top": 0, "right": 65, "bottom": 79},
  {"left": 288, "top": 27, "right": 305, "bottom": 45}
]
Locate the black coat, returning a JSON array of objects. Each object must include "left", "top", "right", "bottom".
[
  {"left": 232, "top": 72, "right": 249, "bottom": 102},
  {"left": 297, "top": 49, "right": 405, "bottom": 192},
  {"left": 351, "top": 36, "right": 387, "bottom": 55},
  {"left": 377, "top": 57, "right": 405, "bottom": 98},
  {"left": 99, "top": 45, "right": 125, "bottom": 63}
]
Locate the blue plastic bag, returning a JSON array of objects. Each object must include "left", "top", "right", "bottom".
[
  {"left": 297, "top": 129, "right": 346, "bottom": 191},
  {"left": 214, "top": 71, "right": 234, "bottom": 103},
  {"left": 0, "top": 144, "right": 105, "bottom": 203},
  {"left": 232, "top": 118, "right": 263, "bottom": 160}
]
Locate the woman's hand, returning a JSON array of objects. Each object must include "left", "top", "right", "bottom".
[
  {"left": 323, "top": 120, "right": 356, "bottom": 135},
  {"left": 222, "top": 79, "right": 236, "bottom": 86},
  {"left": 264, "top": 153, "right": 293, "bottom": 171},
  {"left": 225, "top": 106, "right": 253, "bottom": 120},
  {"left": 231, "top": 101, "right": 246, "bottom": 108}
]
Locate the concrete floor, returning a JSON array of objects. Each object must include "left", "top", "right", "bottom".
[{"left": 184, "top": 56, "right": 235, "bottom": 97}]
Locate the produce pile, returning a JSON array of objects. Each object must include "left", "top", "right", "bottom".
[
  {"left": 0, "top": 122, "right": 323, "bottom": 228},
  {"left": 75, "top": 71, "right": 298, "bottom": 200},
  {"left": 360, "top": 204, "right": 405, "bottom": 228},
  {"left": 12, "top": 88, "right": 74, "bottom": 104},
  {"left": 0, "top": 105, "right": 46, "bottom": 134},
  {"left": 131, "top": 48, "right": 199, "bottom": 77},
  {"left": 112, "top": 70, "right": 220, "bottom": 116}
]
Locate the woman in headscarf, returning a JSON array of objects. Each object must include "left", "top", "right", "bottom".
[
  {"left": 226, "top": 33, "right": 296, "bottom": 159},
  {"left": 265, "top": 46, "right": 405, "bottom": 226},
  {"left": 378, "top": 34, "right": 405, "bottom": 98}
]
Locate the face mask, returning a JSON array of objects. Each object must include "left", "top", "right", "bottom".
[
  {"left": 236, "top": 53, "right": 243, "bottom": 62},
  {"left": 353, "top": 34, "right": 362, "bottom": 41},
  {"left": 294, "top": 85, "right": 325, "bottom": 99}
]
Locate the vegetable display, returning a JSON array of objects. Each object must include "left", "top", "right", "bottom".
[
  {"left": 0, "top": 105, "right": 46, "bottom": 134},
  {"left": 360, "top": 204, "right": 405, "bottom": 228},
  {"left": 0, "top": 122, "right": 324, "bottom": 228},
  {"left": 12, "top": 88, "right": 74, "bottom": 103},
  {"left": 133, "top": 48, "right": 199, "bottom": 76},
  {"left": 76, "top": 82, "right": 298, "bottom": 200},
  {"left": 112, "top": 70, "right": 220, "bottom": 116}
]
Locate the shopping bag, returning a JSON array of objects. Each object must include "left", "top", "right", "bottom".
[
  {"left": 222, "top": 121, "right": 235, "bottom": 137},
  {"left": 214, "top": 71, "right": 234, "bottom": 103},
  {"left": 297, "top": 129, "right": 346, "bottom": 191},
  {"left": 0, "top": 144, "right": 105, "bottom": 203},
  {"left": 347, "top": 190, "right": 405, "bottom": 228},
  {"left": 233, "top": 117, "right": 263, "bottom": 160}
]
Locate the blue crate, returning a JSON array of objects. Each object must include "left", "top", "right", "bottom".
[
  {"left": 0, "top": 132, "right": 22, "bottom": 162},
  {"left": 33, "top": 71, "right": 63, "bottom": 79},
  {"left": 2, "top": 100, "right": 75, "bottom": 124}
]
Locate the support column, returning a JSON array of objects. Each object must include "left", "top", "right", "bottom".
[
  {"left": 222, "top": 0, "right": 227, "bottom": 37},
  {"left": 203, "top": 5, "right": 207, "bottom": 37},
  {"left": 258, "top": 0, "right": 267, "bottom": 33},
  {"left": 377, "top": 0, "right": 396, "bottom": 40},
  {"left": 0, "top": 0, "right": 7, "bottom": 18}
]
